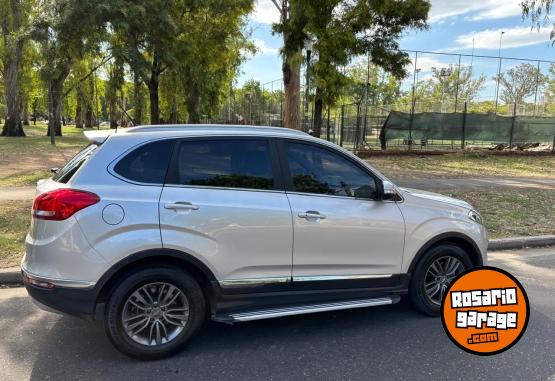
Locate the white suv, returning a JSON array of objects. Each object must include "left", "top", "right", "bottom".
[{"left": 22, "top": 125, "right": 487, "bottom": 359}]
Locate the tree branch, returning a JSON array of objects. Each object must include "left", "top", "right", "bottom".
[
  {"left": 63, "top": 54, "right": 113, "bottom": 97},
  {"left": 271, "top": 0, "right": 282, "bottom": 14}
]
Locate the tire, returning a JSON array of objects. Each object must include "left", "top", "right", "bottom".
[
  {"left": 104, "top": 266, "right": 206, "bottom": 360},
  {"left": 409, "top": 243, "right": 473, "bottom": 316}
]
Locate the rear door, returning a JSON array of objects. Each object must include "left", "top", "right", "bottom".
[
  {"left": 279, "top": 140, "right": 405, "bottom": 289},
  {"left": 159, "top": 137, "right": 293, "bottom": 292}
]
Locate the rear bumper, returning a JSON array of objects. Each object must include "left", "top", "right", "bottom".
[{"left": 22, "top": 271, "right": 98, "bottom": 318}]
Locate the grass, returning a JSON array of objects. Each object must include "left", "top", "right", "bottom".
[
  {"left": 0, "top": 123, "right": 90, "bottom": 155},
  {"left": 367, "top": 152, "right": 555, "bottom": 180},
  {"left": 444, "top": 189, "right": 555, "bottom": 239},
  {"left": 0, "top": 169, "right": 52, "bottom": 186},
  {"left": 0, "top": 200, "right": 32, "bottom": 268}
]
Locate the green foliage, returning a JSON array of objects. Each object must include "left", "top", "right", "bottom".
[
  {"left": 521, "top": 0, "right": 555, "bottom": 41},
  {"left": 497, "top": 63, "right": 546, "bottom": 105}
]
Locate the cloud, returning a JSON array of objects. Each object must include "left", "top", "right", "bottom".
[
  {"left": 250, "top": 0, "right": 280, "bottom": 25},
  {"left": 413, "top": 56, "right": 450, "bottom": 73},
  {"left": 455, "top": 26, "right": 552, "bottom": 50},
  {"left": 429, "top": 0, "right": 521, "bottom": 23},
  {"left": 253, "top": 38, "right": 279, "bottom": 55}
]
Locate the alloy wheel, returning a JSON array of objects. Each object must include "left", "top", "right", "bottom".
[
  {"left": 122, "top": 282, "right": 190, "bottom": 346},
  {"left": 424, "top": 256, "right": 465, "bottom": 306}
]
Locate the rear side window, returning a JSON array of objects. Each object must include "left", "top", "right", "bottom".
[
  {"left": 53, "top": 144, "right": 98, "bottom": 183},
  {"left": 167, "top": 139, "right": 274, "bottom": 190},
  {"left": 114, "top": 139, "right": 174, "bottom": 184}
]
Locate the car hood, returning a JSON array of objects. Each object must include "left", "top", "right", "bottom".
[{"left": 399, "top": 187, "right": 473, "bottom": 210}]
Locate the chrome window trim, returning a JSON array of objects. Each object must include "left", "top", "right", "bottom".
[
  {"left": 285, "top": 191, "right": 381, "bottom": 202},
  {"left": 163, "top": 184, "right": 287, "bottom": 194}
]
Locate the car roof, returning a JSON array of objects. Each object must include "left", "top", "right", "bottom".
[{"left": 84, "top": 124, "right": 309, "bottom": 144}]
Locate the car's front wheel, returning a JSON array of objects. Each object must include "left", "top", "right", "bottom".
[
  {"left": 409, "top": 243, "right": 473, "bottom": 316},
  {"left": 104, "top": 266, "right": 206, "bottom": 360}
]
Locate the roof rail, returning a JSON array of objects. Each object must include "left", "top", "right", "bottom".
[{"left": 125, "top": 124, "right": 308, "bottom": 136}]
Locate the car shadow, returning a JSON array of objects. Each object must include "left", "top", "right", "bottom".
[{"left": 0, "top": 296, "right": 550, "bottom": 381}]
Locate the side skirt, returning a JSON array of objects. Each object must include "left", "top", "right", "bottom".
[{"left": 210, "top": 274, "right": 410, "bottom": 323}]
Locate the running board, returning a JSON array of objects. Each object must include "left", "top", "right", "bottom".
[{"left": 213, "top": 296, "right": 400, "bottom": 323}]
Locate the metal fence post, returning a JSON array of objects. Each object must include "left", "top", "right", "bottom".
[
  {"left": 509, "top": 103, "right": 516, "bottom": 151},
  {"left": 340, "top": 105, "right": 345, "bottom": 147},
  {"left": 461, "top": 101, "right": 467, "bottom": 150}
]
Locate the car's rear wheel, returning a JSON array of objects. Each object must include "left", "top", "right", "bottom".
[
  {"left": 409, "top": 243, "right": 473, "bottom": 316},
  {"left": 104, "top": 266, "right": 206, "bottom": 360}
]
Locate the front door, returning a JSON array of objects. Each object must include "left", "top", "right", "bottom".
[
  {"left": 159, "top": 138, "right": 293, "bottom": 292},
  {"left": 280, "top": 141, "right": 405, "bottom": 289}
]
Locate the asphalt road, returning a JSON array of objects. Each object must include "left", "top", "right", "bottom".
[{"left": 0, "top": 247, "right": 553, "bottom": 381}]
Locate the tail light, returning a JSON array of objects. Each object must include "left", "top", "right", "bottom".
[{"left": 32, "top": 189, "right": 100, "bottom": 220}]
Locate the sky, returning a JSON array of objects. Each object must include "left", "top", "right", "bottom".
[{"left": 238, "top": 0, "right": 555, "bottom": 99}]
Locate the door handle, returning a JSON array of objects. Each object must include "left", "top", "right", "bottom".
[
  {"left": 298, "top": 210, "right": 326, "bottom": 220},
  {"left": 164, "top": 202, "right": 200, "bottom": 211}
]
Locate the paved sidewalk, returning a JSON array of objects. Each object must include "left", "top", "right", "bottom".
[{"left": 0, "top": 186, "right": 35, "bottom": 201}]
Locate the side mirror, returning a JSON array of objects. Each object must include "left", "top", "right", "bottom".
[
  {"left": 381, "top": 180, "right": 399, "bottom": 201},
  {"left": 50, "top": 167, "right": 59, "bottom": 174}
]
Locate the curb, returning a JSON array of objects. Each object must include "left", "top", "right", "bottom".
[
  {"left": 1, "top": 236, "right": 553, "bottom": 286},
  {"left": 487, "top": 235, "right": 555, "bottom": 251},
  {"left": 0, "top": 267, "right": 21, "bottom": 285}
]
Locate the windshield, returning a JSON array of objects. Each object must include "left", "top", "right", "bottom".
[{"left": 52, "top": 144, "right": 98, "bottom": 183}]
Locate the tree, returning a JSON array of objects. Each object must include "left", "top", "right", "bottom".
[
  {"left": 1, "top": 0, "right": 29, "bottom": 136},
  {"left": 33, "top": 0, "right": 108, "bottom": 142},
  {"left": 306, "top": 0, "right": 430, "bottom": 136},
  {"left": 497, "top": 63, "right": 546, "bottom": 105},
  {"left": 272, "top": 0, "right": 309, "bottom": 130},
  {"left": 178, "top": 0, "right": 254, "bottom": 124},
  {"left": 105, "top": 0, "right": 191, "bottom": 125}
]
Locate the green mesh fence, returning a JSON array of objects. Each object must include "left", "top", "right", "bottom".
[{"left": 379, "top": 111, "right": 555, "bottom": 148}]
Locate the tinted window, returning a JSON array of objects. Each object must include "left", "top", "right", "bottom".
[
  {"left": 169, "top": 140, "right": 274, "bottom": 190},
  {"left": 114, "top": 139, "right": 174, "bottom": 184},
  {"left": 284, "top": 142, "right": 377, "bottom": 199},
  {"left": 53, "top": 144, "right": 97, "bottom": 183}
]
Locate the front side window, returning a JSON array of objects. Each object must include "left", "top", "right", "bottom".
[
  {"left": 284, "top": 142, "right": 377, "bottom": 199},
  {"left": 113, "top": 139, "right": 174, "bottom": 184},
  {"left": 169, "top": 139, "right": 274, "bottom": 190}
]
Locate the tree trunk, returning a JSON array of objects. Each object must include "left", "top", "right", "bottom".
[
  {"left": 47, "top": 78, "right": 64, "bottom": 138},
  {"left": 47, "top": 64, "right": 70, "bottom": 140},
  {"left": 148, "top": 64, "right": 160, "bottom": 124},
  {"left": 120, "top": 91, "right": 127, "bottom": 127},
  {"left": 186, "top": 80, "right": 201, "bottom": 124},
  {"left": 133, "top": 74, "right": 143, "bottom": 125},
  {"left": 282, "top": 50, "right": 301, "bottom": 130},
  {"left": 169, "top": 96, "right": 178, "bottom": 123},
  {"left": 85, "top": 106, "right": 94, "bottom": 128},
  {"left": 1, "top": 0, "right": 25, "bottom": 136},
  {"left": 75, "top": 99, "right": 83, "bottom": 128},
  {"left": 86, "top": 75, "right": 95, "bottom": 128},
  {"left": 21, "top": 98, "right": 29, "bottom": 126},
  {"left": 312, "top": 88, "right": 324, "bottom": 138},
  {"left": 109, "top": 96, "right": 117, "bottom": 129}
]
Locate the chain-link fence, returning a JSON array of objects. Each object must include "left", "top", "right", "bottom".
[{"left": 201, "top": 50, "right": 555, "bottom": 151}]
